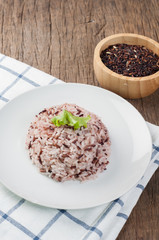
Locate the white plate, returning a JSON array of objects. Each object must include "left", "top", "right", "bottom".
[{"left": 0, "top": 83, "right": 152, "bottom": 209}]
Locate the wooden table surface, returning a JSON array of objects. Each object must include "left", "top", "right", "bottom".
[{"left": 0, "top": 0, "right": 159, "bottom": 239}]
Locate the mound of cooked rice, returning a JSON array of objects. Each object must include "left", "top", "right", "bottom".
[{"left": 26, "top": 103, "right": 110, "bottom": 182}]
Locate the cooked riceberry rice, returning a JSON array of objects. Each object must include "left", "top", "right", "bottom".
[{"left": 26, "top": 103, "right": 111, "bottom": 182}]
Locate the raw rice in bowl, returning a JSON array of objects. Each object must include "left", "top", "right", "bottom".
[{"left": 26, "top": 103, "right": 111, "bottom": 182}]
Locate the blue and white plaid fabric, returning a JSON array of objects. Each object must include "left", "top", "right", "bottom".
[{"left": 0, "top": 53, "right": 159, "bottom": 240}]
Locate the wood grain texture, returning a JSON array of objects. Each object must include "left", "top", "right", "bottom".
[{"left": 0, "top": 0, "right": 158, "bottom": 239}]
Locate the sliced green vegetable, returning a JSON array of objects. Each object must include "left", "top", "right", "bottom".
[{"left": 51, "top": 110, "right": 91, "bottom": 130}]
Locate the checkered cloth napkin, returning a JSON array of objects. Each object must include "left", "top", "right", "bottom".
[{"left": 0, "top": 53, "right": 159, "bottom": 240}]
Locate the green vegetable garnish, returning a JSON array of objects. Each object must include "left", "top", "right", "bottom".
[{"left": 51, "top": 110, "right": 91, "bottom": 130}]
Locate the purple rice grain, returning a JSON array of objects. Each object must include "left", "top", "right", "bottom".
[{"left": 100, "top": 44, "right": 159, "bottom": 77}]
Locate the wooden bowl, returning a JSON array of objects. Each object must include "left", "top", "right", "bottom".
[{"left": 94, "top": 33, "right": 159, "bottom": 99}]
